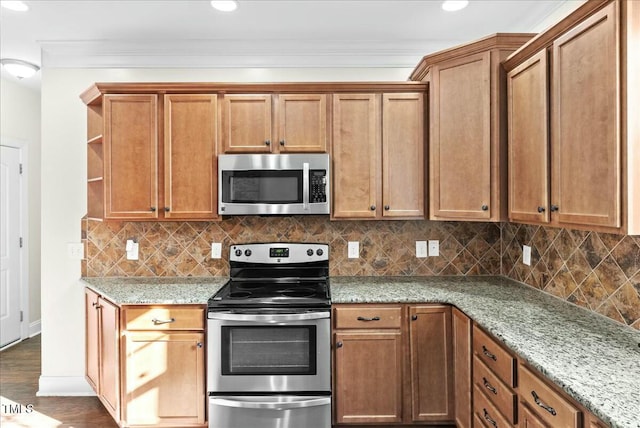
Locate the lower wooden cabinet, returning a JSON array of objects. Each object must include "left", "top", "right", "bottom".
[
  {"left": 452, "top": 308, "right": 472, "bottom": 428},
  {"left": 332, "top": 304, "right": 452, "bottom": 426}
]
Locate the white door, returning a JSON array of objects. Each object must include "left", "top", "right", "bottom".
[{"left": 0, "top": 145, "right": 22, "bottom": 348}]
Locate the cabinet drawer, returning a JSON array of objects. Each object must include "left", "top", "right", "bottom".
[
  {"left": 519, "top": 365, "right": 581, "bottom": 428},
  {"left": 473, "top": 325, "right": 516, "bottom": 387},
  {"left": 473, "top": 384, "right": 512, "bottom": 428},
  {"left": 334, "top": 306, "right": 402, "bottom": 329},
  {"left": 473, "top": 355, "right": 517, "bottom": 423},
  {"left": 124, "top": 307, "right": 204, "bottom": 331}
]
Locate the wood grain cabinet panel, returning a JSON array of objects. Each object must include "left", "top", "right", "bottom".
[
  {"left": 507, "top": 49, "right": 550, "bottom": 224},
  {"left": 85, "top": 289, "right": 100, "bottom": 393},
  {"left": 519, "top": 401, "right": 548, "bottom": 428},
  {"left": 452, "top": 308, "right": 472, "bottom": 428},
  {"left": 164, "top": 94, "right": 218, "bottom": 219},
  {"left": 221, "top": 94, "right": 273, "bottom": 153},
  {"left": 103, "top": 94, "right": 158, "bottom": 219},
  {"left": 409, "top": 305, "right": 453, "bottom": 423},
  {"left": 277, "top": 94, "right": 328, "bottom": 152}
]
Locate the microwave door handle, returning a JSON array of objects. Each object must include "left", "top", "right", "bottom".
[
  {"left": 210, "top": 396, "right": 331, "bottom": 410},
  {"left": 303, "top": 162, "right": 310, "bottom": 210}
]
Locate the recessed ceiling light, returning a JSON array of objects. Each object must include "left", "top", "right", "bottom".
[
  {"left": 211, "top": 1, "right": 238, "bottom": 12},
  {"left": 1, "top": 58, "right": 40, "bottom": 79},
  {"left": 1, "top": 1, "right": 29, "bottom": 12},
  {"left": 442, "top": 0, "right": 469, "bottom": 12}
]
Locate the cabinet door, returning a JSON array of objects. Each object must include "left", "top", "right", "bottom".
[
  {"left": 277, "top": 94, "right": 327, "bottom": 152},
  {"left": 332, "top": 93, "right": 381, "bottom": 219},
  {"left": 85, "top": 289, "right": 100, "bottom": 393},
  {"left": 430, "top": 52, "right": 492, "bottom": 220},
  {"left": 103, "top": 94, "right": 158, "bottom": 219},
  {"left": 452, "top": 308, "right": 472, "bottom": 428},
  {"left": 382, "top": 93, "right": 425, "bottom": 218},
  {"left": 164, "top": 94, "right": 218, "bottom": 219},
  {"left": 519, "top": 402, "right": 548, "bottom": 428},
  {"left": 124, "top": 332, "right": 205, "bottom": 426},
  {"left": 334, "top": 331, "right": 403, "bottom": 424},
  {"left": 409, "top": 305, "right": 453, "bottom": 422},
  {"left": 552, "top": 2, "right": 620, "bottom": 228},
  {"left": 508, "top": 49, "right": 550, "bottom": 224},
  {"left": 99, "top": 297, "right": 120, "bottom": 419},
  {"left": 221, "top": 94, "right": 273, "bottom": 153}
]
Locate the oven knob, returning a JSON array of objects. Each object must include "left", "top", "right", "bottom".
[
  {"left": 316, "top": 249, "right": 324, "bottom": 256},
  {"left": 244, "top": 249, "right": 252, "bottom": 257},
  {"left": 235, "top": 249, "right": 242, "bottom": 257},
  {"left": 307, "top": 249, "right": 314, "bottom": 256}
]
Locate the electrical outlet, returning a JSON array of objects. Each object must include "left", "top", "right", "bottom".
[
  {"left": 428, "top": 240, "right": 440, "bottom": 257},
  {"left": 523, "top": 245, "right": 532, "bottom": 266},
  {"left": 126, "top": 239, "right": 139, "bottom": 261},
  {"left": 67, "top": 242, "right": 84, "bottom": 259},
  {"left": 211, "top": 242, "right": 222, "bottom": 259},
  {"left": 348, "top": 241, "right": 360, "bottom": 259},
  {"left": 416, "top": 241, "right": 427, "bottom": 258}
]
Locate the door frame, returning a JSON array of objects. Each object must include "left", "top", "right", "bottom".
[{"left": 1, "top": 138, "right": 30, "bottom": 348}]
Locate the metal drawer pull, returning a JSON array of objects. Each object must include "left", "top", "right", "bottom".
[
  {"left": 152, "top": 317, "right": 176, "bottom": 325},
  {"left": 482, "top": 345, "right": 497, "bottom": 361},
  {"left": 531, "top": 390, "right": 557, "bottom": 416},
  {"left": 357, "top": 316, "right": 381, "bottom": 322},
  {"left": 483, "top": 377, "right": 497, "bottom": 395},
  {"left": 483, "top": 409, "right": 497, "bottom": 428}
]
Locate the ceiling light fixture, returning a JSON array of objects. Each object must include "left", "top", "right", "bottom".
[
  {"left": 442, "top": 0, "right": 469, "bottom": 12},
  {"left": 211, "top": 1, "right": 238, "bottom": 12},
  {"left": 1, "top": 58, "right": 40, "bottom": 79},
  {"left": 0, "top": 1, "right": 29, "bottom": 12}
]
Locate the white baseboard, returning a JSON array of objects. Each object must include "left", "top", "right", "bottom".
[
  {"left": 37, "top": 376, "right": 96, "bottom": 396},
  {"left": 29, "top": 320, "right": 41, "bottom": 337}
]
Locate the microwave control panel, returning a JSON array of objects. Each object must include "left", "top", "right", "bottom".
[{"left": 310, "top": 170, "right": 327, "bottom": 203}]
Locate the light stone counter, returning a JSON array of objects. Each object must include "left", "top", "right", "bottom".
[{"left": 330, "top": 276, "right": 640, "bottom": 428}]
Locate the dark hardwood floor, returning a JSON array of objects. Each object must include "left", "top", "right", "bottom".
[{"left": 1, "top": 335, "right": 118, "bottom": 428}]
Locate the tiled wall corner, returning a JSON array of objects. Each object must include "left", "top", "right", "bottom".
[{"left": 502, "top": 223, "right": 640, "bottom": 329}]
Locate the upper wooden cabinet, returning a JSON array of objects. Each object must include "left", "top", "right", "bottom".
[
  {"left": 504, "top": 0, "right": 640, "bottom": 234},
  {"left": 332, "top": 92, "right": 425, "bottom": 220},
  {"left": 411, "top": 34, "right": 534, "bottom": 222},
  {"left": 220, "top": 93, "right": 328, "bottom": 153}
]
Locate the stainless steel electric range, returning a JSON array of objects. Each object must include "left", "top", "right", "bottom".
[{"left": 207, "top": 243, "right": 331, "bottom": 428}]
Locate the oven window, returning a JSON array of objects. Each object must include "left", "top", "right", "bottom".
[
  {"left": 221, "top": 326, "right": 316, "bottom": 375},
  {"left": 222, "top": 170, "right": 303, "bottom": 204}
]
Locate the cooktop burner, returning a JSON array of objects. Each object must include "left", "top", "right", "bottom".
[{"left": 208, "top": 243, "right": 331, "bottom": 310}]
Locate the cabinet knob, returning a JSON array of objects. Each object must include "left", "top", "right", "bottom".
[
  {"left": 265, "top": 140, "right": 271, "bottom": 146},
  {"left": 336, "top": 341, "right": 343, "bottom": 348},
  {"left": 196, "top": 342, "right": 203, "bottom": 348},
  {"left": 370, "top": 205, "right": 376, "bottom": 211},
  {"left": 411, "top": 315, "right": 418, "bottom": 321},
  {"left": 481, "top": 204, "right": 489, "bottom": 211},
  {"left": 537, "top": 206, "right": 545, "bottom": 213},
  {"left": 550, "top": 205, "right": 559, "bottom": 212},
  {"left": 150, "top": 207, "right": 156, "bottom": 212},
  {"left": 384, "top": 205, "right": 390, "bottom": 211},
  {"left": 164, "top": 207, "right": 170, "bottom": 212},
  {"left": 280, "top": 140, "right": 285, "bottom": 146}
]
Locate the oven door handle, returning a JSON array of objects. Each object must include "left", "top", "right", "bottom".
[
  {"left": 210, "top": 396, "right": 331, "bottom": 410},
  {"left": 208, "top": 311, "right": 330, "bottom": 322}
]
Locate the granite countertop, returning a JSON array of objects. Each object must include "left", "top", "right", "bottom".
[
  {"left": 81, "top": 276, "right": 228, "bottom": 305},
  {"left": 331, "top": 276, "right": 640, "bottom": 428},
  {"left": 81, "top": 275, "right": 639, "bottom": 427}
]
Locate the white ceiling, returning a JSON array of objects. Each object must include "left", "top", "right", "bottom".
[{"left": 1, "top": 0, "right": 582, "bottom": 90}]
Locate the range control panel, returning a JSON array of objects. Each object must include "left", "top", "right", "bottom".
[{"left": 230, "top": 243, "right": 329, "bottom": 264}]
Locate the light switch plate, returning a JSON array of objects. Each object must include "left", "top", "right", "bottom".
[
  {"left": 348, "top": 241, "right": 359, "bottom": 259},
  {"left": 523, "top": 245, "right": 532, "bottom": 266},
  {"left": 416, "top": 241, "right": 427, "bottom": 258},
  {"left": 211, "top": 242, "right": 222, "bottom": 259},
  {"left": 126, "top": 240, "right": 139, "bottom": 261},
  {"left": 428, "top": 240, "right": 440, "bottom": 257},
  {"left": 67, "top": 242, "right": 84, "bottom": 259}
]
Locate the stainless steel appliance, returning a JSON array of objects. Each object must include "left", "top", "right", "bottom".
[
  {"left": 218, "top": 154, "right": 330, "bottom": 216},
  {"left": 207, "top": 243, "right": 331, "bottom": 428}
]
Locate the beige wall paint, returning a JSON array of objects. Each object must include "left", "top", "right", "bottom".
[
  {"left": 38, "top": 66, "right": 413, "bottom": 393},
  {"left": 0, "top": 77, "right": 42, "bottom": 328}
]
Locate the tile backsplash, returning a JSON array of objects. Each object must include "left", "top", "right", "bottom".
[{"left": 82, "top": 217, "right": 639, "bottom": 329}]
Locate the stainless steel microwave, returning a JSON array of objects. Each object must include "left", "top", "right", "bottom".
[{"left": 218, "top": 154, "right": 330, "bottom": 215}]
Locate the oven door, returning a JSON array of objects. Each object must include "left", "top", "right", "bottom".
[
  {"left": 209, "top": 395, "right": 331, "bottom": 428},
  {"left": 207, "top": 311, "right": 331, "bottom": 393}
]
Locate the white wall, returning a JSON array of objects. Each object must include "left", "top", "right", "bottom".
[
  {"left": 0, "top": 76, "right": 42, "bottom": 331},
  {"left": 38, "top": 67, "right": 413, "bottom": 394}
]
